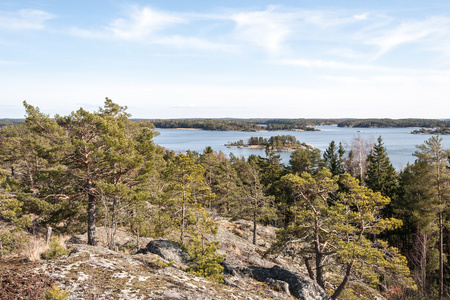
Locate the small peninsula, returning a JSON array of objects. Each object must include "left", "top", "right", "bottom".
[{"left": 225, "top": 135, "right": 316, "bottom": 151}]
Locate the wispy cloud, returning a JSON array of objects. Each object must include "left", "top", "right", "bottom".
[
  {"left": 109, "top": 6, "right": 185, "bottom": 40},
  {"left": 364, "top": 17, "right": 450, "bottom": 58},
  {"left": 70, "top": 5, "right": 450, "bottom": 62},
  {"left": 0, "top": 9, "right": 54, "bottom": 30},
  {"left": 230, "top": 6, "right": 295, "bottom": 53},
  {"left": 72, "top": 6, "right": 184, "bottom": 40}
]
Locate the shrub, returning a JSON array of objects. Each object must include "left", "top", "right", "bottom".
[
  {"left": 41, "top": 237, "right": 69, "bottom": 260},
  {"left": 44, "top": 286, "right": 70, "bottom": 300}
]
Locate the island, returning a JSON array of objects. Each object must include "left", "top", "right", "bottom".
[
  {"left": 410, "top": 127, "right": 450, "bottom": 135},
  {"left": 225, "top": 135, "right": 316, "bottom": 151}
]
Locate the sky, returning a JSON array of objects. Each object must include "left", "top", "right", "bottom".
[{"left": 1, "top": 0, "right": 450, "bottom": 119}]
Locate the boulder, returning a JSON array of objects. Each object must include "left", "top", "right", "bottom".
[
  {"left": 252, "top": 265, "right": 330, "bottom": 300},
  {"left": 141, "top": 240, "right": 189, "bottom": 267}
]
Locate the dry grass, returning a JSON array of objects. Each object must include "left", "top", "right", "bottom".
[
  {"left": 23, "top": 235, "right": 49, "bottom": 261},
  {"left": 23, "top": 234, "right": 71, "bottom": 261}
]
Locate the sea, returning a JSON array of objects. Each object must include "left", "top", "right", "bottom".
[{"left": 153, "top": 126, "right": 450, "bottom": 170}]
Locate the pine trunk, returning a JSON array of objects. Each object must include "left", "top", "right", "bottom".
[{"left": 87, "top": 178, "right": 97, "bottom": 246}]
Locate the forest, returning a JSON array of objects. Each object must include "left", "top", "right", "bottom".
[
  {"left": 226, "top": 135, "right": 315, "bottom": 152},
  {"left": 0, "top": 100, "right": 449, "bottom": 299}
]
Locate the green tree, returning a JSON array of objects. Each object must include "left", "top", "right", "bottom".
[
  {"left": 366, "top": 136, "right": 398, "bottom": 201},
  {"left": 289, "top": 148, "right": 322, "bottom": 175},
  {"left": 275, "top": 169, "right": 415, "bottom": 299},
  {"left": 413, "top": 136, "right": 450, "bottom": 299},
  {"left": 21, "top": 99, "right": 155, "bottom": 246},
  {"left": 323, "top": 141, "right": 345, "bottom": 176},
  {"left": 210, "top": 157, "right": 243, "bottom": 216},
  {"left": 183, "top": 208, "right": 225, "bottom": 282},
  {"left": 164, "top": 153, "right": 213, "bottom": 244},
  {"left": 233, "top": 157, "right": 276, "bottom": 245},
  {"left": 396, "top": 162, "right": 438, "bottom": 295},
  {"left": 0, "top": 172, "right": 32, "bottom": 256}
]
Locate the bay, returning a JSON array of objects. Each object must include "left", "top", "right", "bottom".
[{"left": 153, "top": 126, "right": 450, "bottom": 170}]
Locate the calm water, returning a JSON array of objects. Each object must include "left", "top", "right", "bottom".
[{"left": 153, "top": 126, "right": 450, "bottom": 170}]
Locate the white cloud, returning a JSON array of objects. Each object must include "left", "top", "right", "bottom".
[
  {"left": 109, "top": 6, "right": 184, "bottom": 40},
  {"left": 353, "top": 13, "right": 368, "bottom": 21},
  {"left": 230, "top": 6, "right": 294, "bottom": 53},
  {"left": 364, "top": 17, "right": 450, "bottom": 58},
  {"left": 0, "top": 9, "right": 54, "bottom": 30},
  {"left": 72, "top": 6, "right": 184, "bottom": 41}
]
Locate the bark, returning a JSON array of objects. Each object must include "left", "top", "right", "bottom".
[
  {"left": 331, "top": 261, "right": 354, "bottom": 300},
  {"left": 87, "top": 178, "right": 97, "bottom": 246},
  {"left": 314, "top": 218, "right": 325, "bottom": 289},
  {"left": 304, "top": 257, "right": 315, "bottom": 281},
  {"left": 253, "top": 209, "right": 257, "bottom": 245},
  {"left": 46, "top": 226, "right": 52, "bottom": 245}
]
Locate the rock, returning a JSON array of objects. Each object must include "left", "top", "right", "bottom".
[
  {"left": 67, "top": 226, "right": 152, "bottom": 250},
  {"left": 265, "top": 278, "right": 291, "bottom": 296},
  {"left": 252, "top": 265, "right": 330, "bottom": 300},
  {"left": 142, "top": 240, "right": 189, "bottom": 267},
  {"left": 31, "top": 244, "right": 293, "bottom": 299}
]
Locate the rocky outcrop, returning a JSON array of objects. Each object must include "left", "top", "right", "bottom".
[
  {"left": 67, "top": 226, "right": 152, "bottom": 250},
  {"left": 137, "top": 240, "right": 189, "bottom": 268},
  {"left": 33, "top": 244, "right": 292, "bottom": 299},
  {"left": 252, "top": 265, "right": 330, "bottom": 300}
]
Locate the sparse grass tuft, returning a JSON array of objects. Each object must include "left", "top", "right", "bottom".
[{"left": 42, "top": 237, "right": 69, "bottom": 260}]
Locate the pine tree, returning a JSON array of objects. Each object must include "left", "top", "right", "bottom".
[
  {"left": 289, "top": 148, "right": 322, "bottom": 175},
  {"left": 164, "top": 154, "right": 213, "bottom": 244},
  {"left": 183, "top": 208, "right": 225, "bottom": 283},
  {"left": 412, "top": 136, "right": 450, "bottom": 299},
  {"left": 275, "top": 169, "right": 415, "bottom": 299}
]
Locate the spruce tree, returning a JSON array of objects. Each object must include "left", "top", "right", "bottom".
[
  {"left": 366, "top": 136, "right": 398, "bottom": 201},
  {"left": 323, "top": 140, "right": 345, "bottom": 176}
]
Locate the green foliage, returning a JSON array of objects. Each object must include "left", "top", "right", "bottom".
[
  {"left": 365, "top": 136, "right": 398, "bottom": 201},
  {"left": 0, "top": 230, "right": 29, "bottom": 257},
  {"left": 164, "top": 153, "right": 214, "bottom": 243},
  {"left": 42, "top": 237, "right": 69, "bottom": 260},
  {"left": 338, "top": 118, "right": 450, "bottom": 129},
  {"left": 183, "top": 209, "right": 225, "bottom": 283},
  {"left": 323, "top": 140, "right": 345, "bottom": 176},
  {"left": 44, "top": 285, "right": 70, "bottom": 300},
  {"left": 275, "top": 169, "right": 415, "bottom": 299},
  {"left": 289, "top": 148, "right": 322, "bottom": 175}
]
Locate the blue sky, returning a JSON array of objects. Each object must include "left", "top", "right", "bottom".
[{"left": 1, "top": 0, "right": 450, "bottom": 119}]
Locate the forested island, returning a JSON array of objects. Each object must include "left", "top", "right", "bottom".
[
  {"left": 411, "top": 127, "right": 450, "bottom": 135},
  {"left": 226, "top": 135, "right": 316, "bottom": 151},
  {"left": 1, "top": 100, "right": 450, "bottom": 299},
  {"left": 3, "top": 117, "right": 450, "bottom": 133},
  {"left": 147, "top": 118, "right": 319, "bottom": 131},
  {"left": 140, "top": 118, "right": 450, "bottom": 133},
  {"left": 337, "top": 118, "right": 450, "bottom": 128}
]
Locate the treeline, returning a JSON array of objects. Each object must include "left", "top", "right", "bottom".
[
  {"left": 1, "top": 100, "right": 450, "bottom": 299},
  {"left": 148, "top": 118, "right": 450, "bottom": 131},
  {"left": 147, "top": 119, "right": 262, "bottom": 131},
  {"left": 227, "top": 135, "right": 313, "bottom": 151},
  {"left": 338, "top": 118, "right": 450, "bottom": 128},
  {"left": 149, "top": 118, "right": 320, "bottom": 131},
  {"left": 0, "top": 119, "right": 24, "bottom": 128}
]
